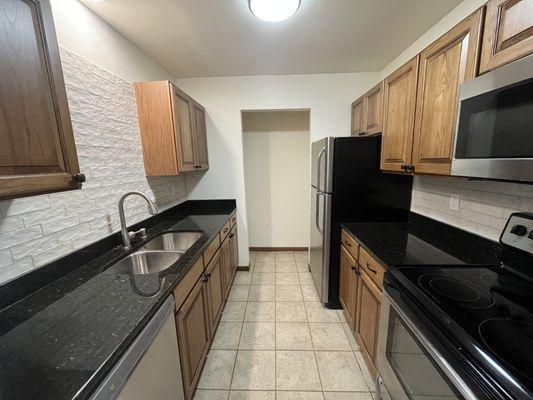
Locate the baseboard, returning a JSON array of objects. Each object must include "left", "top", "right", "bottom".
[
  {"left": 249, "top": 247, "right": 308, "bottom": 252},
  {"left": 237, "top": 265, "right": 250, "bottom": 271}
]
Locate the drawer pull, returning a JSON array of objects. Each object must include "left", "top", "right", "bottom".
[
  {"left": 344, "top": 241, "right": 351, "bottom": 247},
  {"left": 351, "top": 265, "right": 357, "bottom": 271},
  {"left": 229, "top": 234, "right": 235, "bottom": 238},
  {"left": 223, "top": 228, "right": 229, "bottom": 233},
  {"left": 366, "top": 263, "right": 377, "bottom": 274}
]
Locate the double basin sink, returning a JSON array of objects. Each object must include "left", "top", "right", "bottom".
[{"left": 111, "top": 232, "right": 203, "bottom": 275}]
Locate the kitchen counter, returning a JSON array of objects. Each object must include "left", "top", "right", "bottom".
[
  {"left": 0, "top": 200, "right": 236, "bottom": 400},
  {"left": 341, "top": 213, "right": 500, "bottom": 269}
]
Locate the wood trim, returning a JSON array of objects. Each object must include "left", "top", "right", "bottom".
[{"left": 249, "top": 247, "right": 308, "bottom": 251}]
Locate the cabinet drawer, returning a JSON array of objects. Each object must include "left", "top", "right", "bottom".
[
  {"left": 220, "top": 221, "right": 231, "bottom": 240},
  {"left": 230, "top": 212, "right": 237, "bottom": 227},
  {"left": 173, "top": 256, "right": 205, "bottom": 311},
  {"left": 359, "top": 247, "right": 385, "bottom": 289},
  {"left": 203, "top": 234, "right": 221, "bottom": 266},
  {"left": 341, "top": 229, "right": 359, "bottom": 260}
]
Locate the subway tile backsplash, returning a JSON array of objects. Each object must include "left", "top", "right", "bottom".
[
  {"left": 0, "top": 48, "right": 187, "bottom": 284},
  {"left": 412, "top": 175, "right": 533, "bottom": 241}
]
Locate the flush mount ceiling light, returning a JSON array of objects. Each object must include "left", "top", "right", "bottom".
[{"left": 248, "top": 0, "right": 301, "bottom": 22}]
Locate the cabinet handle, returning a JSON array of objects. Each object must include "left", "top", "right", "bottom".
[
  {"left": 400, "top": 164, "right": 406, "bottom": 170},
  {"left": 223, "top": 228, "right": 229, "bottom": 233},
  {"left": 351, "top": 265, "right": 357, "bottom": 271},
  {"left": 194, "top": 165, "right": 202, "bottom": 169},
  {"left": 229, "top": 234, "right": 235, "bottom": 238},
  {"left": 366, "top": 262, "right": 377, "bottom": 274},
  {"left": 203, "top": 272, "right": 211, "bottom": 282},
  {"left": 73, "top": 173, "right": 86, "bottom": 183},
  {"left": 344, "top": 241, "right": 351, "bottom": 247}
]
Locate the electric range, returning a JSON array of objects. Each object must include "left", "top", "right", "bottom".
[{"left": 376, "top": 213, "right": 533, "bottom": 400}]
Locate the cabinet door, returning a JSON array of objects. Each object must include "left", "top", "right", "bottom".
[
  {"left": 171, "top": 87, "right": 197, "bottom": 172},
  {"left": 355, "top": 270, "right": 381, "bottom": 378},
  {"left": 205, "top": 250, "right": 225, "bottom": 333},
  {"left": 339, "top": 245, "right": 358, "bottom": 329},
  {"left": 230, "top": 226, "right": 238, "bottom": 274},
  {"left": 192, "top": 103, "right": 209, "bottom": 170},
  {"left": 480, "top": 0, "right": 533, "bottom": 73},
  {"left": 351, "top": 98, "right": 365, "bottom": 136},
  {"left": 221, "top": 236, "right": 233, "bottom": 297},
  {"left": 412, "top": 10, "right": 483, "bottom": 175},
  {"left": 381, "top": 57, "right": 419, "bottom": 173},
  {"left": 0, "top": 0, "right": 80, "bottom": 199},
  {"left": 363, "top": 82, "right": 384, "bottom": 135},
  {"left": 176, "top": 278, "right": 211, "bottom": 400}
]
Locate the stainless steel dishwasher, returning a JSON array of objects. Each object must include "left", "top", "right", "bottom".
[{"left": 91, "top": 296, "right": 184, "bottom": 400}]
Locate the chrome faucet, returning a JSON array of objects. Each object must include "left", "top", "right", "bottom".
[{"left": 118, "top": 191, "right": 159, "bottom": 250}]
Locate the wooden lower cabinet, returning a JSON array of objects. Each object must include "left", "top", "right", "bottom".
[
  {"left": 355, "top": 270, "right": 381, "bottom": 378},
  {"left": 221, "top": 235, "right": 233, "bottom": 297},
  {"left": 175, "top": 214, "right": 239, "bottom": 400},
  {"left": 339, "top": 245, "right": 358, "bottom": 328},
  {"left": 205, "top": 250, "right": 225, "bottom": 333},
  {"left": 176, "top": 277, "right": 211, "bottom": 400}
]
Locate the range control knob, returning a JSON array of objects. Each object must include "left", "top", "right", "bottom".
[
  {"left": 528, "top": 230, "right": 533, "bottom": 240},
  {"left": 510, "top": 224, "right": 528, "bottom": 236}
]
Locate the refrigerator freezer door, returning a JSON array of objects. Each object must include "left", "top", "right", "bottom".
[
  {"left": 309, "top": 187, "right": 332, "bottom": 304},
  {"left": 311, "top": 137, "right": 334, "bottom": 193}
]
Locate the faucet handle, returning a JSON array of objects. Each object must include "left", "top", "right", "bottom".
[{"left": 129, "top": 228, "right": 148, "bottom": 241}]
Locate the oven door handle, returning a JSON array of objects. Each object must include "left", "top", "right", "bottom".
[{"left": 383, "top": 289, "right": 478, "bottom": 400}]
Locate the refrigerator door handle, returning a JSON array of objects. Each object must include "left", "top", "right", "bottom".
[
  {"left": 315, "top": 192, "right": 322, "bottom": 234},
  {"left": 316, "top": 146, "right": 326, "bottom": 192},
  {"left": 315, "top": 191, "right": 327, "bottom": 234}
]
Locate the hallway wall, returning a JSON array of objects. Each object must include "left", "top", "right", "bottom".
[{"left": 243, "top": 111, "right": 310, "bottom": 248}]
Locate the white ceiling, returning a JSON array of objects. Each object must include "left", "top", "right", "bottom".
[{"left": 82, "top": 0, "right": 463, "bottom": 78}]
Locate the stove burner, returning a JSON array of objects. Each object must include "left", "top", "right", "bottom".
[
  {"left": 429, "top": 277, "right": 481, "bottom": 303},
  {"left": 480, "top": 272, "right": 533, "bottom": 296},
  {"left": 479, "top": 318, "right": 533, "bottom": 377},
  {"left": 418, "top": 274, "right": 495, "bottom": 309}
]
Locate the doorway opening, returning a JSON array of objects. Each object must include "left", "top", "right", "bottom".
[{"left": 242, "top": 109, "right": 311, "bottom": 250}]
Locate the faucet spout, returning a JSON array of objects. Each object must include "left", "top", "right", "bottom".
[{"left": 118, "top": 191, "right": 159, "bottom": 250}]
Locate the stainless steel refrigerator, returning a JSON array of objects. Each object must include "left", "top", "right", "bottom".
[{"left": 309, "top": 135, "right": 413, "bottom": 308}]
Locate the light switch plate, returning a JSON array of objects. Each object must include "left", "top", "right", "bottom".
[{"left": 449, "top": 193, "right": 460, "bottom": 211}]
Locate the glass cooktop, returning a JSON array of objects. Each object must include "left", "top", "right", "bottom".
[{"left": 393, "top": 265, "right": 533, "bottom": 395}]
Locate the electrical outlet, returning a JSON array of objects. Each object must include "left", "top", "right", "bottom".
[{"left": 449, "top": 193, "right": 460, "bottom": 211}]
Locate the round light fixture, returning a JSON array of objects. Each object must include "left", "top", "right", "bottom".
[{"left": 248, "top": 0, "right": 301, "bottom": 22}]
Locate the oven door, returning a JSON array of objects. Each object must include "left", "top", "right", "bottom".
[
  {"left": 376, "top": 288, "right": 477, "bottom": 400},
  {"left": 451, "top": 54, "right": 533, "bottom": 182}
]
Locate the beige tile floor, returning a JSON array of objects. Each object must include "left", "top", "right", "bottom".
[{"left": 194, "top": 251, "right": 376, "bottom": 400}]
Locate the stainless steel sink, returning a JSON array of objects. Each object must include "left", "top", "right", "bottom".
[
  {"left": 110, "top": 250, "right": 184, "bottom": 275},
  {"left": 140, "top": 231, "right": 202, "bottom": 252}
]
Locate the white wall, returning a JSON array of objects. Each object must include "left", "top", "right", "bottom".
[
  {"left": 50, "top": 0, "right": 175, "bottom": 82},
  {"left": 0, "top": 2, "right": 185, "bottom": 284},
  {"left": 176, "top": 72, "right": 379, "bottom": 265},
  {"left": 243, "top": 111, "right": 310, "bottom": 248}
]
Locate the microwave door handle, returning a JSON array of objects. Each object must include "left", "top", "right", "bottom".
[{"left": 316, "top": 146, "right": 326, "bottom": 192}]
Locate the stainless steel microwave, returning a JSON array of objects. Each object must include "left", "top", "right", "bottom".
[{"left": 451, "top": 54, "right": 533, "bottom": 183}]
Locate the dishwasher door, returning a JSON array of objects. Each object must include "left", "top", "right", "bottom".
[{"left": 91, "top": 296, "right": 184, "bottom": 400}]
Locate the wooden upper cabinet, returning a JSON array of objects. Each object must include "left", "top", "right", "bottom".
[
  {"left": 351, "top": 98, "right": 364, "bottom": 136},
  {"left": 134, "top": 81, "right": 209, "bottom": 176},
  {"left": 0, "top": 0, "right": 81, "bottom": 200},
  {"left": 351, "top": 82, "right": 384, "bottom": 136},
  {"left": 381, "top": 57, "right": 419, "bottom": 173},
  {"left": 480, "top": 0, "right": 533, "bottom": 73},
  {"left": 412, "top": 9, "right": 483, "bottom": 175},
  {"left": 363, "top": 82, "right": 384, "bottom": 135}
]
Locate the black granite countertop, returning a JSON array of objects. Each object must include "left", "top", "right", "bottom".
[
  {"left": 0, "top": 200, "right": 236, "bottom": 400},
  {"left": 341, "top": 213, "right": 501, "bottom": 269}
]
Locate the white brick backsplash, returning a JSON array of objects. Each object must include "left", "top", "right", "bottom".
[
  {"left": 412, "top": 175, "right": 533, "bottom": 241},
  {"left": 0, "top": 48, "right": 187, "bottom": 284},
  {"left": 0, "top": 216, "right": 24, "bottom": 234}
]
